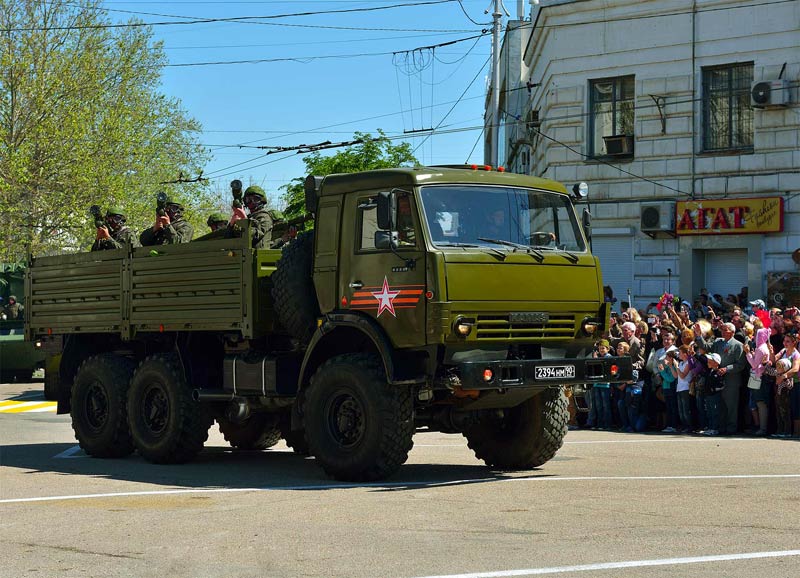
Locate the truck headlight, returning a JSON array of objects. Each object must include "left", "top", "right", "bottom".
[
  {"left": 581, "top": 317, "right": 600, "bottom": 336},
  {"left": 453, "top": 317, "right": 474, "bottom": 337}
]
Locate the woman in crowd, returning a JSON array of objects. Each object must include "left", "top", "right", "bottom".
[
  {"left": 745, "top": 327, "right": 772, "bottom": 436},
  {"left": 770, "top": 332, "right": 800, "bottom": 438}
]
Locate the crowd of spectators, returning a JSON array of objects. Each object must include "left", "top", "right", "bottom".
[{"left": 574, "top": 287, "right": 800, "bottom": 438}]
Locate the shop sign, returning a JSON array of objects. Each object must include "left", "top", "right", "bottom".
[{"left": 676, "top": 197, "right": 783, "bottom": 235}]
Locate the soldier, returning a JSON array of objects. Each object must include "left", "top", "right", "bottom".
[
  {"left": 91, "top": 208, "right": 141, "bottom": 251},
  {"left": 230, "top": 185, "right": 274, "bottom": 249},
  {"left": 2, "top": 295, "right": 24, "bottom": 320},
  {"left": 206, "top": 212, "right": 228, "bottom": 233},
  {"left": 140, "top": 196, "right": 194, "bottom": 246}
]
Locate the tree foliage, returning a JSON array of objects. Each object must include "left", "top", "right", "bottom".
[
  {"left": 281, "top": 130, "right": 418, "bottom": 220},
  {"left": 0, "top": 0, "right": 215, "bottom": 259}
]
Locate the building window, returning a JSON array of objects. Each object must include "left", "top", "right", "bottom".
[
  {"left": 702, "top": 63, "right": 753, "bottom": 151},
  {"left": 589, "top": 76, "right": 635, "bottom": 157}
]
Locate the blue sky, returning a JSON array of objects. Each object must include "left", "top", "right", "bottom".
[{"left": 105, "top": 0, "right": 500, "bottom": 208}]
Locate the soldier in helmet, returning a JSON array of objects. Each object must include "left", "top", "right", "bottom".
[
  {"left": 2, "top": 295, "right": 24, "bottom": 320},
  {"left": 140, "top": 196, "right": 194, "bottom": 246},
  {"left": 91, "top": 207, "right": 141, "bottom": 251},
  {"left": 206, "top": 212, "right": 228, "bottom": 233},
  {"left": 229, "top": 185, "right": 274, "bottom": 249}
]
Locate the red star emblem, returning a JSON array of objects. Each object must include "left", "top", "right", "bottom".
[{"left": 371, "top": 276, "right": 400, "bottom": 318}]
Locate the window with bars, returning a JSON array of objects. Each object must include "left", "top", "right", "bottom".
[
  {"left": 589, "top": 76, "right": 635, "bottom": 156},
  {"left": 702, "top": 63, "right": 753, "bottom": 151}
]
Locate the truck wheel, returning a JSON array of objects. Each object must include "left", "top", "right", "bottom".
[
  {"left": 127, "top": 354, "right": 212, "bottom": 464},
  {"left": 217, "top": 414, "right": 281, "bottom": 450},
  {"left": 15, "top": 370, "right": 33, "bottom": 382},
  {"left": 271, "top": 230, "right": 320, "bottom": 344},
  {"left": 70, "top": 354, "right": 136, "bottom": 458},
  {"left": 43, "top": 370, "right": 59, "bottom": 401},
  {"left": 464, "top": 387, "right": 569, "bottom": 469},
  {"left": 280, "top": 422, "right": 310, "bottom": 456},
  {"left": 304, "top": 353, "right": 413, "bottom": 481}
]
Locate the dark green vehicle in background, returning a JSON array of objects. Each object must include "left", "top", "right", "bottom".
[
  {"left": 1, "top": 263, "right": 46, "bottom": 385},
  {"left": 26, "top": 166, "right": 631, "bottom": 481}
]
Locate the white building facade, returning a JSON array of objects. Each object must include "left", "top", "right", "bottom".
[{"left": 490, "top": 0, "right": 800, "bottom": 310}]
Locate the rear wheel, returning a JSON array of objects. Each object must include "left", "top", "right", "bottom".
[
  {"left": 304, "top": 353, "right": 413, "bottom": 481},
  {"left": 218, "top": 414, "right": 281, "bottom": 450},
  {"left": 70, "top": 354, "right": 136, "bottom": 458},
  {"left": 464, "top": 387, "right": 569, "bottom": 469},
  {"left": 127, "top": 354, "right": 212, "bottom": 464}
]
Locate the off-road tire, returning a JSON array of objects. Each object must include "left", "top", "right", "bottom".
[
  {"left": 15, "top": 370, "right": 34, "bottom": 382},
  {"left": 271, "top": 230, "right": 320, "bottom": 344},
  {"left": 464, "top": 387, "right": 569, "bottom": 469},
  {"left": 279, "top": 416, "right": 310, "bottom": 456},
  {"left": 43, "top": 370, "right": 59, "bottom": 401},
  {"left": 70, "top": 354, "right": 136, "bottom": 458},
  {"left": 304, "top": 353, "right": 414, "bottom": 481},
  {"left": 127, "top": 354, "right": 212, "bottom": 464},
  {"left": 218, "top": 414, "right": 282, "bottom": 450}
]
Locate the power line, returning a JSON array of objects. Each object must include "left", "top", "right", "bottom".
[{"left": 2, "top": 0, "right": 463, "bottom": 32}]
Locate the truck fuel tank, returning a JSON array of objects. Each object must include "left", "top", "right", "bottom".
[{"left": 222, "top": 353, "right": 300, "bottom": 396}]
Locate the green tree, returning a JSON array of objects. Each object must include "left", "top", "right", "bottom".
[
  {"left": 281, "top": 130, "right": 418, "bottom": 220},
  {"left": 0, "top": 0, "right": 214, "bottom": 259}
]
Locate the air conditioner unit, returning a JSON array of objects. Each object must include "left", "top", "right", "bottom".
[
  {"left": 641, "top": 202, "right": 676, "bottom": 237},
  {"left": 751, "top": 79, "right": 789, "bottom": 108},
  {"left": 602, "top": 134, "right": 634, "bottom": 156}
]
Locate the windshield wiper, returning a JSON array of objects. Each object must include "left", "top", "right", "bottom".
[
  {"left": 438, "top": 242, "right": 506, "bottom": 261},
  {"left": 531, "top": 245, "right": 579, "bottom": 264},
  {"left": 478, "top": 238, "right": 544, "bottom": 263}
]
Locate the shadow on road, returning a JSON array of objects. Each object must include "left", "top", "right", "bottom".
[{"left": 0, "top": 441, "right": 550, "bottom": 493}]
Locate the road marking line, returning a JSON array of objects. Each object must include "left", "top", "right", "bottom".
[
  {"left": 0, "top": 401, "right": 56, "bottom": 413},
  {"left": 2, "top": 473, "right": 799, "bottom": 505},
  {"left": 53, "top": 446, "right": 85, "bottom": 459},
  {"left": 411, "top": 549, "right": 800, "bottom": 578}
]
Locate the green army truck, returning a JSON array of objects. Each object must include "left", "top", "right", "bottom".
[
  {"left": 26, "top": 166, "right": 631, "bottom": 481},
  {"left": 0, "top": 320, "right": 45, "bottom": 383}
]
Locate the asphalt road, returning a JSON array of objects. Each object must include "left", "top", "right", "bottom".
[{"left": 1, "top": 381, "right": 799, "bottom": 578}]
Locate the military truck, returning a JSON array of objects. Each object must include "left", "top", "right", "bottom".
[
  {"left": 26, "top": 166, "right": 630, "bottom": 481},
  {"left": 0, "top": 320, "right": 45, "bottom": 383}
]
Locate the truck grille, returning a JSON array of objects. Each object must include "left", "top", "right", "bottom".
[{"left": 475, "top": 314, "right": 576, "bottom": 341}]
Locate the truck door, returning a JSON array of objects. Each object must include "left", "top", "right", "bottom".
[{"left": 339, "top": 190, "right": 426, "bottom": 349}]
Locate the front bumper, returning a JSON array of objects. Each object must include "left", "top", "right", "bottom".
[{"left": 458, "top": 356, "right": 632, "bottom": 390}]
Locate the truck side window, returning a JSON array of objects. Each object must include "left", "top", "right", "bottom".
[
  {"left": 358, "top": 193, "right": 417, "bottom": 251},
  {"left": 358, "top": 198, "right": 379, "bottom": 251}
]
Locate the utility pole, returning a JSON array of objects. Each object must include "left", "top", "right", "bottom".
[{"left": 488, "top": 0, "right": 508, "bottom": 167}]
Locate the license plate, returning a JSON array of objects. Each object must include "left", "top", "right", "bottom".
[
  {"left": 510, "top": 311, "right": 549, "bottom": 324},
  {"left": 535, "top": 365, "right": 575, "bottom": 380}
]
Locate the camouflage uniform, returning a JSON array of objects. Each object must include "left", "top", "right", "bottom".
[
  {"left": 248, "top": 206, "right": 275, "bottom": 249},
  {"left": 3, "top": 297, "right": 23, "bottom": 320},
  {"left": 92, "top": 226, "right": 141, "bottom": 251},
  {"left": 140, "top": 200, "right": 194, "bottom": 246}
]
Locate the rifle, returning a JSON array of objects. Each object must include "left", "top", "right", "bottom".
[
  {"left": 156, "top": 191, "right": 168, "bottom": 220},
  {"left": 230, "top": 180, "right": 243, "bottom": 209},
  {"left": 89, "top": 205, "right": 104, "bottom": 229}
]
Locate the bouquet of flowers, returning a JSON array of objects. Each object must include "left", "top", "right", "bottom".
[{"left": 656, "top": 292, "right": 679, "bottom": 312}]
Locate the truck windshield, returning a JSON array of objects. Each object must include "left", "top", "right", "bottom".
[{"left": 420, "top": 185, "right": 586, "bottom": 252}]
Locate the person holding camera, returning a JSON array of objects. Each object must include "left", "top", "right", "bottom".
[{"left": 657, "top": 342, "right": 680, "bottom": 433}]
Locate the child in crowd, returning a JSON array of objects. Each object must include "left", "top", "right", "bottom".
[
  {"left": 658, "top": 348, "right": 680, "bottom": 433},
  {"left": 675, "top": 344, "right": 696, "bottom": 432},
  {"left": 590, "top": 339, "right": 613, "bottom": 430},
  {"left": 703, "top": 353, "right": 726, "bottom": 436},
  {"left": 774, "top": 357, "right": 793, "bottom": 438}
]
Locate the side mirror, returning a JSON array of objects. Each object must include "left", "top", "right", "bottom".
[
  {"left": 374, "top": 230, "right": 398, "bottom": 250},
  {"left": 582, "top": 208, "right": 592, "bottom": 240},
  {"left": 377, "top": 191, "right": 397, "bottom": 231}
]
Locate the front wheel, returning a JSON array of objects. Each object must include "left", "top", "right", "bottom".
[
  {"left": 464, "top": 387, "right": 569, "bottom": 469},
  {"left": 70, "top": 354, "right": 136, "bottom": 458},
  {"left": 127, "top": 354, "right": 212, "bottom": 464},
  {"left": 304, "top": 353, "right": 414, "bottom": 481}
]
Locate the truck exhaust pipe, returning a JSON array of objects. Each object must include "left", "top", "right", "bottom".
[{"left": 192, "top": 389, "right": 234, "bottom": 402}]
